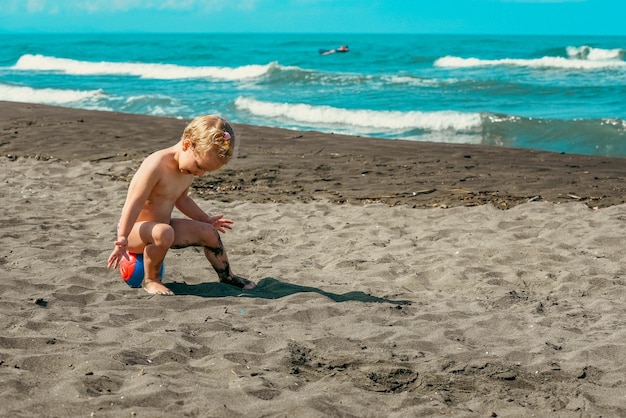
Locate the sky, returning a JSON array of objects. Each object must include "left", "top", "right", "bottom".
[{"left": 0, "top": 0, "right": 624, "bottom": 36}]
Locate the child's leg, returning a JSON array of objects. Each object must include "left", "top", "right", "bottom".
[
  {"left": 128, "top": 221, "right": 175, "bottom": 295},
  {"left": 202, "top": 235, "right": 255, "bottom": 289},
  {"left": 170, "top": 219, "right": 256, "bottom": 289}
]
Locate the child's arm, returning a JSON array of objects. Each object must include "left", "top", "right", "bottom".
[
  {"left": 175, "top": 189, "right": 234, "bottom": 233},
  {"left": 119, "top": 157, "right": 162, "bottom": 236},
  {"left": 107, "top": 157, "right": 161, "bottom": 268}
]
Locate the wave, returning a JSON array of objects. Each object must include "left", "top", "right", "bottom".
[
  {"left": 234, "top": 97, "right": 626, "bottom": 155},
  {"left": 119, "top": 94, "right": 189, "bottom": 117},
  {"left": 0, "top": 83, "right": 105, "bottom": 105},
  {"left": 0, "top": 83, "right": 192, "bottom": 117},
  {"left": 4, "top": 83, "right": 625, "bottom": 156},
  {"left": 9, "top": 54, "right": 441, "bottom": 88},
  {"left": 481, "top": 114, "right": 626, "bottom": 156},
  {"left": 234, "top": 97, "right": 482, "bottom": 134},
  {"left": 256, "top": 64, "right": 376, "bottom": 88},
  {"left": 435, "top": 46, "right": 626, "bottom": 70},
  {"left": 11, "top": 54, "right": 276, "bottom": 81},
  {"left": 566, "top": 45, "right": 625, "bottom": 61},
  {"left": 383, "top": 74, "right": 441, "bottom": 87}
]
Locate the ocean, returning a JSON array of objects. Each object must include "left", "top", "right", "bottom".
[{"left": 1, "top": 33, "right": 625, "bottom": 157}]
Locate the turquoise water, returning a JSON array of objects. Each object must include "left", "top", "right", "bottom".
[{"left": 1, "top": 33, "right": 625, "bottom": 156}]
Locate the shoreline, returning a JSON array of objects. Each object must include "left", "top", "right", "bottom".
[{"left": 2, "top": 100, "right": 626, "bottom": 209}]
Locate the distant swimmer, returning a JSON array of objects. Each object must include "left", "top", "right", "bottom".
[{"left": 319, "top": 45, "right": 349, "bottom": 55}]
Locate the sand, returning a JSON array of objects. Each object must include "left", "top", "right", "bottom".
[{"left": 1, "top": 101, "right": 626, "bottom": 417}]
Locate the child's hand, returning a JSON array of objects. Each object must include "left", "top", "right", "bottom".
[
  {"left": 107, "top": 238, "right": 130, "bottom": 269},
  {"left": 208, "top": 215, "right": 234, "bottom": 233}
]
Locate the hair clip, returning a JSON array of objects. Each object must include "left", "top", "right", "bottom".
[{"left": 224, "top": 131, "right": 231, "bottom": 141}]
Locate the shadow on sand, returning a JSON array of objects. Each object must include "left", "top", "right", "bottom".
[{"left": 166, "top": 277, "right": 411, "bottom": 305}]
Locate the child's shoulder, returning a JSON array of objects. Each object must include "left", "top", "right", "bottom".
[
  {"left": 138, "top": 147, "right": 173, "bottom": 171},
  {"left": 144, "top": 147, "right": 174, "bottom": 162},
  {"left": 144, "top": 146, "right": 181, "bottom": 173}
]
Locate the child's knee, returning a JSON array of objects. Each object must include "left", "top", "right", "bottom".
[
  {"left": 154, "top": 224, "right": 175, "bottom": 247},
  {"left": 201, "top": 224, "right": 221, "bottom": 248}
]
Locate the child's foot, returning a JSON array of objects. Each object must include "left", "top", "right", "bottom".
[
  {"left": 221, "top": 275, "right": 256, "bottom": 290},
  {"left": 143, "top": 280, "right": 174, "bottom": 295}
]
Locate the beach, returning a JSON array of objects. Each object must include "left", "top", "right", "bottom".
[{"left": 1, "top": 101, "right": 626, "bottom": 416}]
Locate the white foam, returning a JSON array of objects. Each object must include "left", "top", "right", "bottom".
[
  {"left": 384, "top": 75, "right": 441, "bottom": 87},
  {"left": 566, "top": 45, "right": 624, "bottom": 61},
  {"left": 435, "top": 55, "right": 626, "bottom": 70},
  {"left": 12, "top": 54, "right": 275, "bottom": 81},
  {"left": 234, "top": 97, "right": 482, "bottom": 133},
  {"left": 0, "top": 83, "right": 104, "bottom": 105}
]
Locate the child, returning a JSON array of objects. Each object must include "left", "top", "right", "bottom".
[{"left": 107, "top": 115, "right": 255, "bottom": 295}]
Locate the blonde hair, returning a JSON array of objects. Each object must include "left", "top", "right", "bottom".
[{"left": 181, "top": 115, "right": 235, "bottom": 161}]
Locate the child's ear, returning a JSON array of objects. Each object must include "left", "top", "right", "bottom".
[{"left": 182, "top": 138, "right": 193, "bottom": 151}]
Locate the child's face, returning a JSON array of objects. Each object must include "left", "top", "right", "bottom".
[{"left": 180, "top": 145, "right": 225, "bottom": 177}]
